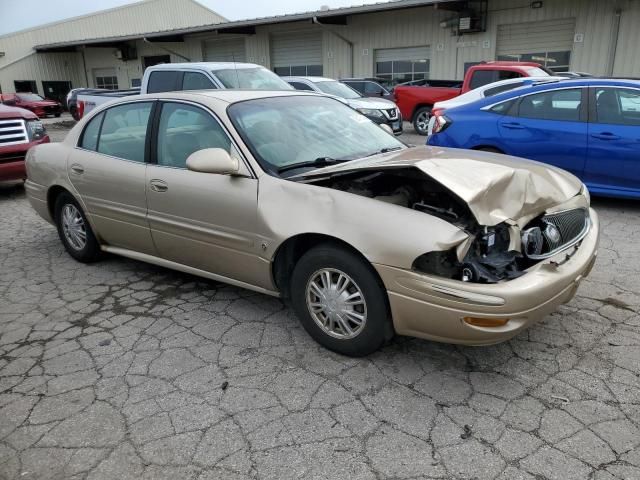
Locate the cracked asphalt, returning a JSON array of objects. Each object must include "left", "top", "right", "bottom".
[{"left": 1, "top": 123, "right": 640, "bottom": 480}]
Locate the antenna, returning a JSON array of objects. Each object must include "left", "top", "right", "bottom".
[{"left": 231, "top": 52, "right": 240, "bottom": 88}]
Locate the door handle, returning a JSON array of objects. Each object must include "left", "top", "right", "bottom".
[
  {"left": 500, "top": 122, "right": 524, "bottom": 130},
  {"left": 70, "top": 164, "right": 84, "bottom": 175},
  {"left": 149, "top": 179, "right": 168, "bottom": 192},
  {"left": 591, "top": 132, "right": 620, "bottom": 140}
]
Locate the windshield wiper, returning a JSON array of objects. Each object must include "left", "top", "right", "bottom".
[
  {"left": 277, "top": 157, "right": 350, "bottom": 174},
  {"left": 363, "top": 146, "right": 403, "bottom": 158}
]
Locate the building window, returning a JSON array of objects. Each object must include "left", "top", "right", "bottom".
[
  {"left": 497, "top": 51, "right": 571, "bottom": 72},
  {"left": 274, "top": 65, "right": 323, "bottom": 76},
  {"left": 95, "top": 76, "right": 119, "bottom": 90},
  {"left": 131, "top": 78, "right": 141, "bottom": 88},
  {"left": 375, "top": 59, "right": 429, "bottom": 85}
]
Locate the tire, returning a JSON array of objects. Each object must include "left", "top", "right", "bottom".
[
  {"left": 290, "top": 243, "right": 393, "bottom": 357},
  {"left": 55, "top": 113, "right": 61, "bottom": 118},
  {"left": 54, "top": 192, "right": 102, "bottom": 263},
  {"left": 70, "top": 107, "right": 80, "bottom": 121},
  {"left": 412, "top": 106, "right": 432, "bottom": 135}
]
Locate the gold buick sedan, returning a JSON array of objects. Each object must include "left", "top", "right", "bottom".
[{"left": 25, "top": 90, "right": 599, "bottom": 356}]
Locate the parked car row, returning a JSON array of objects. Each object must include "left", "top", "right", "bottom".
[{"left": 23, "top": 79, "right": 599, "bottom": 355}]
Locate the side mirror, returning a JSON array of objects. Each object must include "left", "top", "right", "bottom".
[
  {"left": 380, "top": 124, "right": 393, "bottom": 135},
  {"left": 186, "top": 148, "right": 239, "bottom": 175}
]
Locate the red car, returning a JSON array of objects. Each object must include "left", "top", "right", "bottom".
[
  {"left": 1, "top": 92, "right": 63, "bottom": 118},
  {"left": 0, "top": 104, "right": 50, "bottom": 183},
  {"left": 393, "top": 61, "right": 552, "bottom": 134}
]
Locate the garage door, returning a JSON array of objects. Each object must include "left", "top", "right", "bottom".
[
  {"left": 496, "top": 18, "right": 575, "bottom": 72},
  {"left": 374, "top": 46, "right": 430, "bottom": 85},
  {"left": 271, "top": 32, "right": 322, "bottom": 76},
  {"left": 203, "top": 38, "right": 246, "bottom": 62}
]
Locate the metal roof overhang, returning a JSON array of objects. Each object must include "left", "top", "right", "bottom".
[{"left": 34, "top": 0, "right": 463, "bottom": 52}]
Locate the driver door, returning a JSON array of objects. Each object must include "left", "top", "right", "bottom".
[{"left": 145, "top": 101, "right": 267, "bottom": 288}]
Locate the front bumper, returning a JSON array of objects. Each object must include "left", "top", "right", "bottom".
[
  {"left": 374, "top": 208, "right": 600, "bottom": 346},
  {"left": 367, "top": 114, "right": 403, "bottom": 135},
  {"left": 0, "top": 136, "right": 50, "bottom": 182}
]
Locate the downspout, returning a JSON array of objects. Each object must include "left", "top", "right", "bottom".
[
  {"left": 312, "top": 16, "right": 354, "bottom": 77},
  {"left": 143, "top": 38, "right": 191, "bottom": 62},
  {"left": 606, "top": 8, "right": 622, "bottom": 76},
  {"left": 80, "top": 46, "right": 89, "bottom": 87}
]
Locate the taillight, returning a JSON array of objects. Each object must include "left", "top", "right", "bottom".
[
  {"left": 432, "top": 114, "right": 452, "bottom": 134},
  {"left": 78, "top": 101, "right": 85, "bottom": 119}
]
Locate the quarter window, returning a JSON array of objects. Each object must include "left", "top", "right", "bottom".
[
  {"left": 80, "top": 112, "right": 104, "bottom": 151},
  {"left": 97, "top": 102, "right": 152, "bottom": 162},
  {"left": 517, "top": 88, "right": 582, "bottom": 122},
  {"left": 182, "top": 72, "right": 216, "bottom": 90},
  {"left": 595, "top": 88, "right": 640, "bottom": 126},
  {"left": 156, "top": 102, "right": 232, "bottom": 169}
]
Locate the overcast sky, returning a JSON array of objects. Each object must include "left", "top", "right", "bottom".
[{"left": 0, "top": 0, "right": 384, "bottom": 35}]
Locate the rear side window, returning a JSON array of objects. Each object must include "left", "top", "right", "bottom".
[
  {"left": 289, "top": 81, "right": 314, "bottom": 91},
  {"left": 147, "top": 71, "right": 182, "bottom": 93},
  {"left": 156, "top": 102, "right": 232, "bottom": 169},
  {"left": 364, "top": 82, "right": 386, "bottom": 95},
  {"left": 595, "top": 88, "right": 640, "bottom": 126},
  {"left": 517, "top": 88, "right": 582, "bottom": 122},
  {"left": 97, "top": 102, "right": 153, "bottom": 162},
  {"left": 182, "top": 72, "right": 216, "bottom": 91},
  {"left": 80, "top": 112, "right": 104, "bottom": 151},
  {"left": 470, "top": 70, "right": 523, "bottom": 90},
  {"left": 485, "top": 81, "right": 525, "bottom": 98}
]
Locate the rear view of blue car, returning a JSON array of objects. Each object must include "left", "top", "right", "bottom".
[{"left": 427, "top": 78, "right": 640, "bottom": 199}]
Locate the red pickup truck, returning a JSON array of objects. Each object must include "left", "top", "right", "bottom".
[
  {"left": 394, "top": 61, "right": 551, "bottom": 134},
  {"left": 0, "top": 104, "right": 50, "bottom": 183}
]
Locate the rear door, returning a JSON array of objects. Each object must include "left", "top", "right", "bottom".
[
  {"left": 68, "top": 101, "right": 155, "bottom": 254},
  {"left": 497, "top": 87, "right": 588, "bottom": 177},
  {"left": 585, "top": 86, "right": 640, "bottom": 195}
]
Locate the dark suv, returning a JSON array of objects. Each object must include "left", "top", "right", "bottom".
[{"left": 340, "top": 78, "right": 394, "bottom": 100}]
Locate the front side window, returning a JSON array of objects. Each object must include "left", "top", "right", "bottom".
[
  {"left": 182, "top": 72, "right": 216, "bottom": 91},
  {"left": 80, "top": 112, "right": 104, "bottom": 151},
  {"left": 364, "top": 82, "right": 387, "bottom": 95},
  {"left": 97, "top": 102, "right": 152, "bottom": 162},
  {"left": 213, "top": 67, "right": 292, "bottom": 90},
  {"left": 517, "top": 88, "right": 582, "bottom": 122},
  {"left": 595, "top": 88, "right": 640, "bottom": 126},
  {"left": 156, "top": 102, "right": 232, "bottom": 168},
  {"left": 315, "top": 81, "right": 361, "bottom": 99},
  {"left": 228, "top": 96, "right": 404, "bottom": 176}
]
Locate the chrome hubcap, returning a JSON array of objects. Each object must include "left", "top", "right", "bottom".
[
  {"left": 305, "top": 268, "right": 367, "bottom": 339},
  {"left": 61, "top": 204, "right": 87, "bottom": 251},
  {"left": 416, "top": 111, "right": 431, "bottom": 132}
]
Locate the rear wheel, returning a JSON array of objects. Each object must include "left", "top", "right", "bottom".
[
  {"left": 290, "top": 244, "right": 393, "bottom": 357},
  {"left": 54, "top": 192, "right": 102, "bottom": 263},
  {"left": 413, "top": 106, "right": 432, "bottom": 135}
]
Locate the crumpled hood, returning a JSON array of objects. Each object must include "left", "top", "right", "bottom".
[
  {"left": 295, "top": 146, "right": 583, "bottom": 226},
  {"left": 345, "top": 97, "right": 397, "bottom": 110}
]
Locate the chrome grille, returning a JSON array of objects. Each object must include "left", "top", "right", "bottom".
[
  {"left": 524, "top": 208, "right": 590, "bottom": 260},
  {"left": 0, "top": 119, "right": 28, "bottom": 146}
]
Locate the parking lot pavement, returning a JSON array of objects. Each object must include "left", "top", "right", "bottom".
[{"left": 1, "top": 126, "right": 639, "bottom": 480}]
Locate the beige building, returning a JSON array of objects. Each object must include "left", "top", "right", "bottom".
[{"left": 1, "top": 0, "right": 639, "bottom": 105}]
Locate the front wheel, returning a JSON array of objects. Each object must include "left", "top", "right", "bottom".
[
  {"left": 290, "top": 244, "right": 393, "bottom": 357},
  {"left": 412, "top": 106, "right": 432, "bottom": 135},
  {"left": 54, "top": 192, "right": 102, "bottom": 263}
]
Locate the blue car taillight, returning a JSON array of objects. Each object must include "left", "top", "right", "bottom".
[{"left": 432, "top": 114, "right": 452, "bottom": 134}]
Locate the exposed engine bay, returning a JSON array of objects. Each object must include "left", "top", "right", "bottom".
[{"left": 308, "top": 168, "right": 541, "bottom": 284}]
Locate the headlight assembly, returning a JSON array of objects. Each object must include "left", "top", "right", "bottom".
[
  {"left": 356, "top": 108, "right": 385, "bottom": 119},
  {"left": 26, "top": 120, "right": 46, "bottom": 141}
]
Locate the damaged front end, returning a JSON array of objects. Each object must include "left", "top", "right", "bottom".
[{"left": 299, "top": 158, "right": 588, "bottom": 285}]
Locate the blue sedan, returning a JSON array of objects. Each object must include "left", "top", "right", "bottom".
[{"left": 427, "top": 79, "right": 640, "bottom": 199}]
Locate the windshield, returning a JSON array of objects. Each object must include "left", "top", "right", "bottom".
[
  {"left": 315, "top": 81, "right": 362, "bottom": 99},
  {"left": 17, "top": 93, "right": 45, "bottom": 101},
  {"left": 213, "top": 67, "right": 293, "bottom": 90},
  {"left": 228, "top": 96, "right": 404, "bottom": 176}
]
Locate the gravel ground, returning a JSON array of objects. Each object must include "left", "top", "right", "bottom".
[{"left": 0, "top": 121, "right": 639, "bottom": 480}]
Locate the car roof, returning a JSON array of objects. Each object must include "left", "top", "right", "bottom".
[
  {"left": 282, "top": 76, "right": 336, "bottom": 83},
  {"left": 136, "top": 89, "right": 321, "bottom": 105},
  {"left": 147, "top": 62, "right": 265, "bottom": 71}
]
